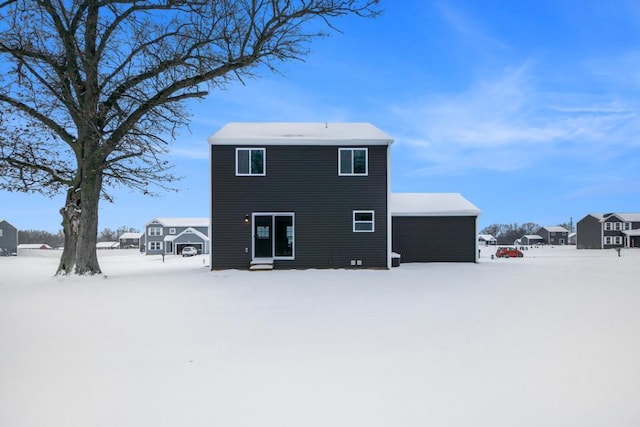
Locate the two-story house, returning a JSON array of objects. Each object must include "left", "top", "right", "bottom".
[
  {"left": 209, "top": 122, "right": 393, "bottom": 270},
  {"left": 0, "top": 219, "right": 18, "bottom": 256},
  {"left": 537, "top": 226, "right": 569, "bottom": 245},
  {"left": 144, "top": 218, "right": 210, "bottom": 255},
  {"left": 577, "top": 213, "right": 640, "bottom": 249}
]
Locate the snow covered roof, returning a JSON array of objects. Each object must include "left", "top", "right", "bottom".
[
  {"left": 391, "top": 193, "right": 481, "bottom": 217},
  {"left": 146, "top": 218, "right": 209, "bottom": 228},
  {"left": 17, "top": 243, "right": 52, "bottom": 249},
  {"left": 590, "top": 213, "right": 640, "bottom": 222},
  {"left": 208, "top": 122, "right": 394, "bottom": 146},
  {"left": 119, "top": 232, "right": 142, "bottom": 240},
  {"left": 523, "top": 235, "right": 544, "bottom": 240},
  {"left": 622, "top": 229, "right": 640, "bottom": 236},
  {"left": 478, "top": 234, "right": 497, "bottom": 241},
  {"left": 542, "top": 226, "right": 569, "bottom": 233},
  {"left": 164, "top": 227, "right": 210, "bottom": 242},
  {"left": 96, "top": 241, "right": 119, "bottom": 249}
]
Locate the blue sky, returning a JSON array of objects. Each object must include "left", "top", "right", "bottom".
[{"left": 2, "top": 0, "right": 640, "bottom": 233}]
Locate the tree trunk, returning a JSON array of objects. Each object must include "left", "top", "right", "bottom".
[{"left": 56, "top": 166, "right": 103, "bottom": 276}]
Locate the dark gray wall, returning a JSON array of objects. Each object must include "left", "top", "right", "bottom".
[
  {"left": 392, "top": 216, "right": 477, "bottom": 263},
  {"left": 577, "top": 215, "right": 602, "bottom": 249},
  {"left": 211, "top": 144, "right": 389, "bottom": 269},
  {"left": 0, "top": 220, "right": 18, "bottom": 254},
  {"left": 538, "top": 228, "right": 569, "bottom": 245}
]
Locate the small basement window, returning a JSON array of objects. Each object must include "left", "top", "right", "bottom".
[
  {"left": 353, "top": 210, "right": 374, "bottom": 232},
  {"left": 236, "top": 148, "right": 266, "bottom": 176}
]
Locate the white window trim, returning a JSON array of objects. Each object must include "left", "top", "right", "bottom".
[
  {"left": 148, "top": 227, "right": 163, "bottom": 236},
  {"left": 236, "top": 148, "right": 266, "bottom": 176},
  {"left": 251, "top": 212, "right": 295, "bottom": 261},
  {"left": 149, "top": 241, "right": 163, "bottom": 250},
  {"left": 614, "top": 222, "right": 622, "bottom": 231},
  {"left": 169, "top": 228, "right": 176, "bottom": 235},
  {"left": 353, "top": 210, "right": 375, "bottom": 232},
  {"left": 338, "top": 148, "right": 368, "bottom": 176},
  {"left": 604, "top": 222, "right": 612, "bottom": 231}
]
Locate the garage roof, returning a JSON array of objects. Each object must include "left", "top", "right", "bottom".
[{"left": 391, "top": 193, "right": 481, "bottom": 217}]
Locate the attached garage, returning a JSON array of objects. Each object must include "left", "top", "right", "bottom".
[{"left": 391, "top": 193, "right": 481, "bottom": 263}]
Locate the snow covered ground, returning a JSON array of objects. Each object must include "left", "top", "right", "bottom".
[{"left": 1, "top": 246, "right": 639, "bottom": 427}]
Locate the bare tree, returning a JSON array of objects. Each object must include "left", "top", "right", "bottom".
[{"left": 0, "top": 0, "right": 380, "bottom": 275}]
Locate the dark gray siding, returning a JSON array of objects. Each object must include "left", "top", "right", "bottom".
[
  {"left": 211, "top": 145, "right": 388, "bottom": 269},
  {"left": 392, "top": 216, "right": 477, "bottom": 263},
  {"left": 576, "top": 215, "right": 602, "bottom": 249},
  {"left": 0, "top": 220, "right": 18, "bottom": 255}
]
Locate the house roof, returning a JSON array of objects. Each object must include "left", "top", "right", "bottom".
[
  {"left": 146, "top": 218, "right": 209, "bottom": 227},
  {"left": 478, "top": 234, "right": 497, "bottom": 241},
  {"left": 391, "top": 193, "right": 481, "bottom": 217},
  {"left": 208, "top": 122, "right": 394, "bottom": 146},
  {"left": 622, "top": 229, "right": 640, "bottom": 236},
  {"left": 119, "top": 232, "right": 142, "bottom": 240},
  {"left": 164, "top": 227, "right": 210, "bottom": 242},
  {"left": 589, "top": 213, "right": 640, "bottom": 222},
  {"left": 96, "top": 241, "right": 119, "bottom": 248},
  {"left": 18, "top": 243, "right": 52, "bottom": 249},
  {"left": 522, "top": 235, "right": 544, "bottom": 240},
  {"left": 542, "top": 226, "right": 569, "bottom": 233}
]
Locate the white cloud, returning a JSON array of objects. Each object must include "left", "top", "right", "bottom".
[{"left": 389, "top": 63, "right": 640, "bottom": 176}]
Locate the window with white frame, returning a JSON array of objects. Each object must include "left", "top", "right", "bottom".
[
  {"left": 614, "top": 236, "right": 623, "bottom": 245},
  {"left": 604, "top": 236, "right": 612, "bottom": 245},
  {"left": 604, "top": 222, "right": 613, "bottom": 231},
  {"left": 624, "top": 222, "right": 632, "bottom": 230},
  {"left": 614, "top": 222, "right": 622, "bottom": 231},
  {"left": 339, "top": 148, "right": 368, "bottom": 176},
  {"left": 149, "top": 241, "right": 162, "bottom": 250},
  {"left": 236, "top": 148, "right": 265, "bottom": 176},
  {"left": 148, "top": 227, "right": 163, "bottom": 236},
  {"left": 169, "top": 228, "right": 176, "bottom": 234},
  {"left": 353, "top": 210, "right": 374, "bottom": 232}
]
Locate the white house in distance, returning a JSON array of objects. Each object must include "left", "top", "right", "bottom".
[
  {"left": 144, "top": 218, "right": 210, "bottom": 256},
  {"left": 119, "top": 232, "right": 143, "bottom": 249},
  {"left": 478, "top": 234, "right": 497, "bottom": 246}
]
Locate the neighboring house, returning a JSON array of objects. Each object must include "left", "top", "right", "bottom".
[
  {"left": 209, "top": 122, "right": 393, "bottom": 269},
  {"left": 0, "top": 219, "right": 19, "bottom": 255},
  {"left": 520, "top": 235, "right": 544, "bottom": 245},
  {"left": 577, "top": 213, "right": 640, "bottom": 249},
  {"left": 144, "top": 218, "right": 210, "bottom": 255},
  {"left": 97, "top": 241, "right": 119, "bottom": 249},
  {"left": 17, "top": 243, "right": 52, "bottom": 250},
  {"left": 391, "top": 193, "right": 481, "bottom": 263},
  {"left": 537, "top": 226, "right": 569, "bottom": 245},
  {"left": 119, "top": 232, "right": 142, "bottom": 249},
  {"left": 478, "top": 234, "right": 497, "bottom": 246},
  {"left": 568, "top": 232, "right": 577, "bottom": 245}
]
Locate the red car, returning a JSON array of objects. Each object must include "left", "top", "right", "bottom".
[{"left": 496, "top": 247, "right": 524, "bottom": 258}]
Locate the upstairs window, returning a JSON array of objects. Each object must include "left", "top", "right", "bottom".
[
  {"left": 148, "top": 227, "right": 163, "bottom": 236},
  {"left": 339, "top": 148, "right": 368, "bottom": 176},
  {"left": 236, "top": 148, "right": 265, "bottom": 176},
  {"left": 604, "top": 222, "right": 613, "bottom": 231},
  {"left": 353, "top": 210, "right": 374, "bottom": 232}
]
